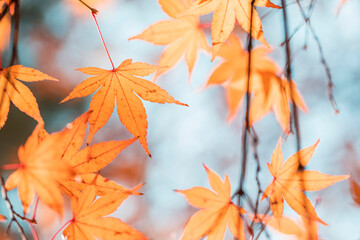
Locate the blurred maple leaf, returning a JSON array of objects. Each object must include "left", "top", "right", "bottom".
[
  {"left": 176, "top": 164, "right": 245, "bottom": 240},
  {"left": 255, "top": 214, "right": 320, "bottom": 240},
  {"left": 130, "top": 0, "right": 210, "bottom": 81},
  {"left": 48, "top": 112, "right": 143, "bottom": 199},
  {"left": 0, "top": 65, "right": 58, "bottom": 129},
  {"left": 336, "top": 0, "right": 349, "bottom": 15},
  {"left": 61, "top": 186, "right": 147, "bottom": 240},
  {"left": 61, "top": 59, "right": 187, "bottom": 156},
  {"left": 262, "top": 139, "right": 349, "bottom": 224},
  {"left": 5, "top": 124, "right": 74, "bottom": 216},
  {"left": 178, "top": 0, "right": 280, "bottom": 58},
  {"left": 350, "top": 178, "right": 360, "bottom": 206},
  {"left": 205, "top": 34, "right": 307, "bottom": 132}
]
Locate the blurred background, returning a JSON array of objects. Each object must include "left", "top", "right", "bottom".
[{"left": 1, "top": 0, "right": 360, "bottom": 239}]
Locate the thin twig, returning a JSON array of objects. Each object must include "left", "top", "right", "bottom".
[
  {"left": 0, "top": 172, "right": 27, "bottom": 240},
  {"left": 296, "top": 0, "right": 339, "bottom": 113},
  {"left": 253, "top": 205, "right": 271, "bottom": 240},
  {"left": 248, "top": 128, "right": 264, "bottom": 231}
]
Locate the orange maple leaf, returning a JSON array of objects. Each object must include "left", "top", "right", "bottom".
[
  {"left": 262, "top": 139, "right": 349, "bottom": 225},
  {"left": 130, "top": 0, "right": 209, "bottom": 81},
  {"left": 336, "top": 0, "right": 349, "bottom": 15},
  {"left": 349, "top": 178, "right": 360, "bottom": 206},
  {"left": 61, "top": 59, "right": 187, "bottom": 155},
  {"left": 0, "top": 65, "right": 58, "bottom": 129},
  {"left": 176, "top": 164, "right": 245, "bottom": 240},
  {"left": 52, "top": 112, "right": 142, "bottom": 198},
  {"left": 255, "top": 214, "right": 320, "bottom": 240},
  {"left": 61, "top": 186, "right": 147, "bottom": 240},
  {"left": 205, "top": 34, "right": 307, "bottom": 132},
  {"left": 178, "top": 0, "right": 280, "bottom": 58},
  {"left": 5, "top": 124, "right": 74, "bottom": 216}
]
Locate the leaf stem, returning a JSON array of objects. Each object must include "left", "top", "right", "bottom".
[
  {"left": 78, "top": 0, "right": 98, "bottom": 14},
  {"left": 29, "top": 197, "right": 40, "bottom": 240},
  {"left": 51, "top": 219, "right": 73, "bottom": 240},
  {"left": 0, "top": 163, "right": 23, "bottom": 170},
  {"left": 91, "top": 12, "right": 115, "bottom": 70},
  {"left": 198, "top": 22, "right": 211, "bottom": 29}
]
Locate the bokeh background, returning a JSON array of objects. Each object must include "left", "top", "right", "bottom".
[{"left": 1, "top": 0, "right": 360, "bottom": 239}]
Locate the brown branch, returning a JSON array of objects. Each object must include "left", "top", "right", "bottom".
[
  {"left": 281, "top": 0, "right": 315, "bottom": 239},
  {"left": 9, "top": 0, "right": 20, "bottom": 65},
  {"left": 253, "top": 205, "right": 272, "bottom": 240},
  {"left": 235, "top": 0, "right": 256, "bottom": 205},
  {"left": 248, "top": 128, "right": 264, "bottom": 230},
  {"left": 233, "top": 1, "right": 257, "bottom": 239}
]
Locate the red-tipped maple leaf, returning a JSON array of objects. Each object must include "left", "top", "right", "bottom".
[
  {"left": 176, "top": 164, "right": 245, "bottom": 240},
  {"left": 61, "top": 59, "right": 187, "bottom": 156},
  {"left": 262, "top": 139, "right": 349, "bottom": 224},
  {"left": 0, "top": 65, "right": 57, "bottom": 129},
  {"left": 130, "top": 0, "right": 209, "bottom": 81}
]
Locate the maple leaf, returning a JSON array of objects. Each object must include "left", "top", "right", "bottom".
[
  {"left": 5, "top": 124, "right": 74, "bottom": 216},
  {"left": 61, "top": 173, "right": 144, "bottom": 200},
  {"left": 129, "top": 0, "right": 209, "bottom": 81},
  {"left": 205, "top": 34, "right": 307, "bottom": 132},
  {"left": 336, "top": 0, "right": 349, "bottom": 15},
  {"left": 178, "top": 0, "right": 281, "bottom": 58},
  {"left": 0, "top": 65, "right": 58, "bottom": 129},
  {"left": 254, "top": 214, "right": 319, "bottom": 240},
  {"left": 262, "top": 139, "right": 349, "bottom": 225},
  {"left": 51, "top": 112, "right": 142, "bottom": 199},
  {"left": 62, "top": 186, "right": 147, "bottom": 240},
  {"left": 61, "top": 59, "right": 187, "bottom": 155},
  {"left": 176, "top": 164, "right": 245, "bottom": 240},
  {"left": 349, "top": 178, "right": 360, "bottom": 206}
]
